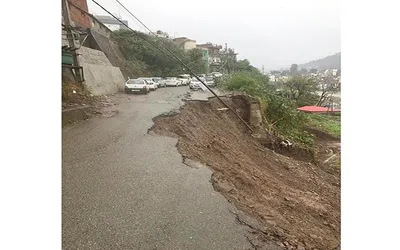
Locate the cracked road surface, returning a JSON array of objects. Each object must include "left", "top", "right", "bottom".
[{"left": 62, "top": 87, "right": 254, "bottom": 249}]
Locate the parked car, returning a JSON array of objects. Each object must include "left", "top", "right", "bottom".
[
  {"left": 189, "top": 77, "right": 206, "bottom": 90},
  {"left": 165, "top": 78, "right": 179, "bottom": 87},
  {"left": 152, "top": 77, "right": 165, "bottom": 88},
  {"left": 124, "top": 79, "right": 150, "bottom": 94},
  {"left": 165, "top": 77, "right": 181, "bottom": 86},
  {"left": 189, "top": 79, "right": 201, "bottom": 90},
  {"left": 178, "top": 74, "right": 191, "bottom": 85},
  {"left": 205, "top": 76, "right": 215, "bottom": 87},
  {"left": 155, "top": 78, "right": 167, "bottom": 88},
  {"left": 211, "top": 72, "right": 223, "bottom": 78},
  {"left": 138, "top": 77, "right": 157, "bottom": 90}
]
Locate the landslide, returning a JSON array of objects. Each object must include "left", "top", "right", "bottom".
[{"left": 150, "top": 95, "right": 340, "bottom": 250}]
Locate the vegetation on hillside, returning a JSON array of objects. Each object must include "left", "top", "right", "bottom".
[
  {"left": 306, "top": 113, "right": 341, "bottom": 138},
  {"left": 110, "top": 29, "right": 340, "bottom": 145},
  {"left": 111, "top": 30, "right": 208, "bottom": 77},
  {"left": 219, "top": 63, "right": 340, "bottom": 147}
]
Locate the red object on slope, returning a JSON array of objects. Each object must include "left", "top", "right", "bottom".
[{"left": 297, "top": 106, "right": 341, "bottom": 113}]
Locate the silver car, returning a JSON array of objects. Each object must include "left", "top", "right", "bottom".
[{"left": 152, "top": 77, "right": 166, "bottom": 88}]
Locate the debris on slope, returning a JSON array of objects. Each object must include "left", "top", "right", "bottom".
[{"left": 150, "top": 95, "right": 340, "bottom": 250}]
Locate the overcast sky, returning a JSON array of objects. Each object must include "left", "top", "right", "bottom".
[{"left": 88, "top": 0, "right": 340, "bottom": 71}]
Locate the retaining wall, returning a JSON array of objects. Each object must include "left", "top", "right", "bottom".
[{"left": 77, "top": 46, "right": 125, "bottom": 96}]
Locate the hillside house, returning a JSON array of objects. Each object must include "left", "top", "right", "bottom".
[
  {"left": 197, "top": 43, "right": 223, "bottom": 65},
  {"left": 173, "top": 37, "right": 197, "bottom": 50}
]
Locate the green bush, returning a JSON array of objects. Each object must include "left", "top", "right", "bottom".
[{"left": 220, "top": 72, "right": 316, "bottom": 147}]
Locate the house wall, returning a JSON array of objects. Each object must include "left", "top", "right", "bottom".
[
  {"left": 209, "top": 55, "right": 221, "bottom": 64},
  {"left": 184, "top": 41, "right": 196, "bottom": 50},
  {"left": 68, "top": 0, "right": 91, "bottom": 28}
]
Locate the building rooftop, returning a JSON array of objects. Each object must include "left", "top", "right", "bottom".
[
  {"left": 173, "top": 37, "right": 196, "bottom": 42},
  {"left": 94, "top": 15, "right": 129, "bottom": 26},
  {"left": 197, "top": 43, "right": 222, "bottom": 49}
]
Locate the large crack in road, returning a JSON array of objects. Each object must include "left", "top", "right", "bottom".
[{"left": 63, "top": 87, "right": 271, "bottom": 250}]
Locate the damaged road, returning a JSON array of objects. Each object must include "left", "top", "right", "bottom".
[
  {"left": 63, "top": 87, "right": 272, "bottom": 250},
  {"left": 150, "top": 94, "right": 341, "bottom": 250}
]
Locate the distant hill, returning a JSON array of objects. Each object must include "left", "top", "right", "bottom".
[{"left": 299, "top": 53, "right": 341, "bottom": 70}]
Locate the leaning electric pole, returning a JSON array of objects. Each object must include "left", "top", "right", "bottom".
[{"left": 62, "top": 0, "right": 79, "bottom": 67}]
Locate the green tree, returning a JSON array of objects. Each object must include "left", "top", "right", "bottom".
[
  {"left": 234, "top": 59, "right": 261, "bottom": 75},
  {"left": 223, "top": 72, "right": 271, "bottom": 96},
  {"left": 282, "top": 75, "right": 319, "bottom": 107},
  {"left": 111, "top": 30, "right": 190, "bottom": 77},
  {"left": 316, "top": 75, "right": 341, "bottom": 106},
  {"left": 187, "top": 48, "right": 207, "bottom": 74}
]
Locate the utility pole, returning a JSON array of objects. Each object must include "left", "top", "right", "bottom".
[
  {"left": 62, "top": 0, "right": 79, "bottom": 67},
  {"left": 262, "top": 65, "right": 265, "bottom": 75}
]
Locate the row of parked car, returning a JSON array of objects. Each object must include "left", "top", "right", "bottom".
[
  {"left": 124, "top": 73, "right": 222, "bottom": 94},
  {"left": 124, "top": 76, "right": 187, "bottom": 94}
]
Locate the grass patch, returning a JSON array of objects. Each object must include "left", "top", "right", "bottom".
[{"left": 306, "top": 113, "right": 341, "bottom": 138}]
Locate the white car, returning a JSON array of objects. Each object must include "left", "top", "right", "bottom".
[
  {"left": 205, "top": 76, "right": 215, "bottom": 87},
  {"left": 189, "top": 77, "right": 207, "bottom": 90},
  {"left": 165, "top": 77, "right": 181, "bottom": 87},
  {"left": 152, "top": 77, "right": 165, "bottom": 87},
  {"left": 124, "top": 79, "right": 150, "bottom": 94},
  {"left": 165, "top": 79, "right": 179, "bottom": 87},
  {"left": 178, "top": 74, "right": 191, "bottom": 85},
  {"left": 138, "top": 77, "right": 157, "bottom": 90},
  {"left": 211, "top": 72, "right": 223, "bottom": 78}
]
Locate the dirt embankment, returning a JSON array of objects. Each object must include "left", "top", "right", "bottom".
[{"left": 150, "top": 95, "right": 340, "bottom": 250}]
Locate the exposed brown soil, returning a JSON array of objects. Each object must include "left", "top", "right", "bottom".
[{"left": 150, "top": 95, "right": 340, "bottom": 250}]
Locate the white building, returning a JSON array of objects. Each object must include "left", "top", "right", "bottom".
[
  {"left": 152, "top": 30, "right": 170, "bottom": 39},
  {"left": 172, "top": 37, "right": 196, "bottom": 50},
  {"left": 269, "top": 75, "right": 276, "bottom": 82},
  {"left": 94, "top": 15, "right": 129, "bottom": 31}
]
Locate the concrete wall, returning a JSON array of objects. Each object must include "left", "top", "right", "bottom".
[
  {"left": 89, "top": 16, "right": 112, "bottom": 38},
  {"left": 78, "top": 46, "right": 112, "bottom": 66},
  {"left": 77, "top": 46, "right": 125, "bottom": 96},
  {"left": 90, "top": 30, "right": 130, "bottom": 80},
  {"left": 81, "top": 64, "right": 125, "bottom": 95}
]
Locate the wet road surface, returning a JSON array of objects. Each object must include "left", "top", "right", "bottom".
[{"left": 62, "top": 87, "right": 254, "bottom": 249}]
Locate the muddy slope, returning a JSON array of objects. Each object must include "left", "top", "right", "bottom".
[{"left": 150, "top": 96, "right": 340, "bottom": 250}]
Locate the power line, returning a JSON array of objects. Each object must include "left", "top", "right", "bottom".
[{"left": 90, "top": 0, "right": 253, "bottom": 132}]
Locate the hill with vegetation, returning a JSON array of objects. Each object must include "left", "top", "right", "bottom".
[
  {"left": 111, "top": 30, "right": 207, "bottom": 77},
  {"left": 299, "top": 52, "right": 341, "bottom": 70}
]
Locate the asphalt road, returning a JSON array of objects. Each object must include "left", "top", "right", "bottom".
[{"left": 62, "top": 86, "right": 253, "bottom": 250}]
